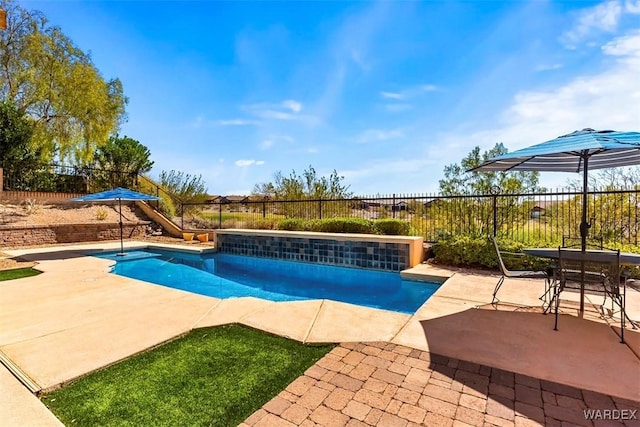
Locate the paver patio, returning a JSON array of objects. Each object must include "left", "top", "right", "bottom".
[
  {"left": 1, "top": 241, "right": 638, "bottom": 425},
  {"left": 243, "top": 342, "right": 640, "bottom": 427}
]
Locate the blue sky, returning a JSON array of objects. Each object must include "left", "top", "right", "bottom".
[{"left": 22, "top": 0, "right": 640, "bottom": 195}]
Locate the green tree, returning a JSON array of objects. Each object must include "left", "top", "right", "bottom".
[
  {"left": 439, "top": 144, "right": 543, "bottom": 196},
  {"left": 0, "top": 0, "right": 127, "bottom": 163},
  {"left": 0, "top": 99, "right": 49, "bottom": 189},
  {"left": 437, "top": 144, "right": 545, "bottom": 237},
  {"left": 252, "top": 166, "right": 353, "bottom": 219},
  {"left": 253, "top": 166, "right": 352, "bottom": 199},
  {"left": 568, "top": 167, "right": 640, "bottom": 191},
  {"left": 92, "top": 135, "right": 154, "bottom": 189},
  {"left": 159, "top": 170, "right": 208, "bottom": 203}
]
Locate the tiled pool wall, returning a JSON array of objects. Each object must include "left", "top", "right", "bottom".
[{"left": 215, "top": 231, "right": 422, "bottom": 271}]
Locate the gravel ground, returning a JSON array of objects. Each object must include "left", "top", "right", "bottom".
[{"left": 0, "top": 202, "right": 144, "bottom": 227}]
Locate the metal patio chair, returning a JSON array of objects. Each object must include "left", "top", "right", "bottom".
[
  {"left": 490, "top": 237, "right": 550, "bottom": 306},
  {"left": 554, "top": 247, "right": 633, "bottom": 343}
]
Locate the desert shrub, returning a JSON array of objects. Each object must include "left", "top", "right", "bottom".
[
  {"left": 432, "top": 235, "right": 551, "bottom": 271},
  {"left": 22, "top": 199, "right": 40, "bottom": 215},
  {"left": 250, "top": 219, "right": 279, "bottom": 230},
  {"left": 278, "top": 219, "right": 308, "bottom": 231},
  {"left": 374, "top": 219, "right": 410, "bottom": 236},
  {"left": 158, "top": 196, "right": 176, "bottom": 219},
  {"left": 341, "top": 218, "right": 375, "bottom": 234},
  {"left": 95, "top": 207, "right": 108, "bottom": 221},
  {"left": 282, "top": 218, "right": 375, "bottom": 234}
]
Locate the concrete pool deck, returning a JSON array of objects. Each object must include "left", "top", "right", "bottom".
[{"left": 1, "top": 241, "right": 639, "bottom": 425}]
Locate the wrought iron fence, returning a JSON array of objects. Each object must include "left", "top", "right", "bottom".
[
  {"left": 1, "top": 163, "right": 183, "bottom": 221},
  {"left": 2, "top": 163, "right": 638, "bottom": 247},
  {"left": 180, "top": 189, "right": 639, "bottom": 247}
]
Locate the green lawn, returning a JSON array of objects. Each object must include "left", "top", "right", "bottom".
[
  {"left": 0, "top": 267, "right": 41, "bottom": 281},
  {"left": 42, "top": 325, "right": 334, "bottom": 427}
]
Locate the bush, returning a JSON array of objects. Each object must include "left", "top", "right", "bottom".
[
  {"left": 158, "top": 196, "right": 176, "bottom": 219},
  {"left": 278, "top": 219, "right": 308, "bottom": 231},
  {"left": 432, "top": 235, "right": 551, "bottom": 271},
  {"left": 374, "top": 219, "right": 410, "bottom": 235},
  {"left": 95, "top": 207, "right": 108, "bottom": 221}
]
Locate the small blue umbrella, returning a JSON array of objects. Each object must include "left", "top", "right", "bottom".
[
  {"left": 470, "top": 129, "right": 640, "bottom": 250},
  {"left": 71, "top": 187, "right": 159, "bottom": 255}
]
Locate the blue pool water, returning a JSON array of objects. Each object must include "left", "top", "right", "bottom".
[{"left": 96, "top": 249, "right": 440, "bottom": 314}]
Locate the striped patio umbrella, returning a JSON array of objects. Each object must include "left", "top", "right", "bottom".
[
  {"left": 71, "top": 187, "right": 159, "bottom": 255},
  {"left": 470, "top": 129, "right": 640, "bottom": 251}
]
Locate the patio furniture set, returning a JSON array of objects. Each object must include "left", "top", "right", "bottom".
[{"left": 491, "top": 237, "right": 640, "bottom": 344}]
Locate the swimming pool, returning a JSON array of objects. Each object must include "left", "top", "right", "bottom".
[{"left": 96, "top": 249, "right": 440, "bottom": 314}]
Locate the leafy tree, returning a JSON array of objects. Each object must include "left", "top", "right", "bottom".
[
  {"left": 567, "top": 167, "right": 640, "bottom": 191},
  {"left": 92, "top": 135, "right": 154, "bottom": 189},
  {"left": 158, "top": 170, "right": 208, "bottom": 203},
  {"left": 252, "top": 166, "right": 353, "bottom": 219},
  {"left": 439, "top": 143, "right": 544, "bottom": 196},
  {"left": 0, "top": 99, "right": 49, "bottom": 189},
  {"left": 436, "top": 144, "right": 545, "bottom": 236},
  {"left": 0, "top": 0, "right": 127, "bottom": 163},
  {"left": 253, "top": 165, "right": 352, "bottom": 200}
]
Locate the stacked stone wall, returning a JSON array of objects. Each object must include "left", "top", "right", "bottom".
[{"left": 0, "top": 222, "right": 151, "bottom": 246}]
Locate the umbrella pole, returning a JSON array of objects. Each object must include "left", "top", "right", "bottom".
[
  {"left": 579, "top": 153, "right": 590, "bottom": 316},
  {"left": 118, "top": 198, "right": 124, "bottom": 255},
  {"left": 580, "top": 153, "right": 590, "bottom": 253}
]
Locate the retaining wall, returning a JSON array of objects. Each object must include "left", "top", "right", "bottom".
[{"left": 0, "top": 222, "right": 151, "bottom": 246}]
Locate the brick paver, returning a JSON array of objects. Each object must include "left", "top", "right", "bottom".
[{"left": 244, "top": 343, "right": 640, "bottom": 426}]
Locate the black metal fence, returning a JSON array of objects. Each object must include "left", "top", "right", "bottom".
[
  {"left": 2, "top": 163, "right": 638, "bottom": 247},
  {"left": 181, "top": 189, "right": 639, "bottom": 247},
  {"left": 1, "top": 163, "right": 184, "bottom": 217}
]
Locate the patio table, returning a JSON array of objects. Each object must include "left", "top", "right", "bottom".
[{"left": 523, "top": 248, "right": 640, "bottom": 315}]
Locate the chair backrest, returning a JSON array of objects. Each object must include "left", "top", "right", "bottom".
[
  {"left": 557, "top": 247, "right": 620, "bottom": 288},
  {"left": 491, "top": 237, "right": 510, "bottom": 275}
]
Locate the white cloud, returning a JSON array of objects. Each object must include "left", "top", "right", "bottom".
[
  {"left": 282, "top": 99, "right": 302, "bottom": 113},
  {"left": 355, "top": 128, "right": 405, "bottom": 143},
  {"left": 235, "top": 159, "right": 265, "bottom": 167},
  {"left": 241, "top": 99, "right": 318, "bottom": 123},
  {"left": 217, "top": 119, "right": 261, "bottom": 126},
  {"left": 625, "top": 0, "right": 640, "bottom": 14},
  {"left": 535, "top": 63, "right": 564, "bottom": 72},
  {"left": 260, "top": 140, "right": 274, "bottom": 150},
  {"left": 384, "top": 103, "right": 413, "bottom": 112},
  {"left": 339, "top": 158, "right": 437, "bottom": 181},
  {"left": 601, "top": 28, "right": 640, "bottom": 57},
  {"left": 420, "top": 84, "right": 438, "bottom": 92},
  {"left": 561, "top": 0, "right": 623, "bottom": 47},
  {"left": 430, "top": 31, "right": 640, "bottom": 188},
  {"left": 379, "top": 84, "right": 441, "bottom": 102},
  {"left": 381, "top": 91, "right": 404, "bottom": 100}
]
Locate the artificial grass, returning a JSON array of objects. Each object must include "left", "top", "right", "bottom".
[
  {"left": 42, "top": 325, "right": 334, "bottom": 426},
  {"left": 0, "top": 267, "right": 41, "bottom": 281}
]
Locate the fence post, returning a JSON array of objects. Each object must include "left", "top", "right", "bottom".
[
  {"left": 262, "top": 200, "right": 266, "bottom": 218},
  {"left": 392, "top": 194, "right": 396, "bottom": 219},
  {"left": 218, "top": 202, "right": 223, "bottom": 228},
  {"left": 318, "top": 199, "right": 322, "bottom": 219},
  {"left": 492, "top": 194, "right": 498, "bottom": 237},
  {"left": 181, "top": 203, "right": 184, "bottom": 229}
]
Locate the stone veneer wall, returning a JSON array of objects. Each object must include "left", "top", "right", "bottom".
[
  {"left": 215, "top": 230, "right": 421, "bottom": 271},
  {"left": 0, "top": 222, "right": 151, "bottom": 246}
]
